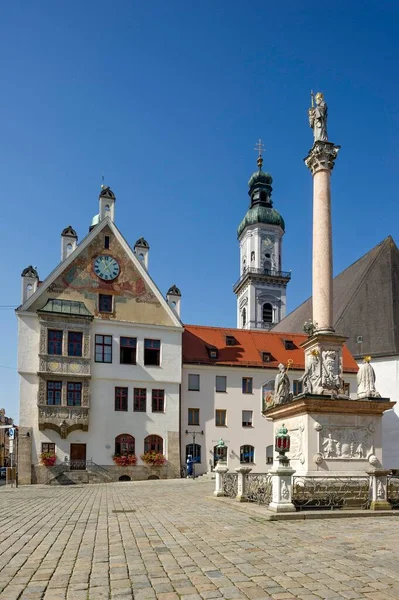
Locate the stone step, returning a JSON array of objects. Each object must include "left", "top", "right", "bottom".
[{"left": 49, "top": 470, "right": 89, "bottom": 485}]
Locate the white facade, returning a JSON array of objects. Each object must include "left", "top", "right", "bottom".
[
  {"left": 181, "top": 364, "right": 358, "bottom": 475},
  {"left": 360, "top": 357, "right": 399, "bottom": 469},
  {"left": 236, "top": 224, "right": 287, "bottom": 330},
  {"left": 18, "top": 317, "right": 182, "bottom": 467},
  {"left": 17, "top": 192, "right": 183, "bottom": 483}
]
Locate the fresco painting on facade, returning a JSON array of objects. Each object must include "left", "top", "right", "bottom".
[
  {"left": 51, "top": 228, "right": 159, "bottom": 307},
  {"left": 262, "top": 380, "right": 274, "bottom": 412}
]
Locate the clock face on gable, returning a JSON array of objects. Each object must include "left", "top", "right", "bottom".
[{"left": 93, "top": 255, "right": 120, "bottom": 281}]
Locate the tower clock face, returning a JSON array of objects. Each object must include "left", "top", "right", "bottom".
[
  {"left": 263, "top": 236, "right": 274, "bottom": 248},
  {"left": 94, "top": 255, "right": 120, "bottom": 281}
]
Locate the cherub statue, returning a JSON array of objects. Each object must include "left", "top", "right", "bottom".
[{"left": 308, "top": 91, "right": 328, "bottom": 142}]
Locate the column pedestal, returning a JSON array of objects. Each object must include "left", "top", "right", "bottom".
[
  {"left": 235, "top": 466, "right": 252, "bottom": 502},
  {"left": 367, "top": 469, "right": 391, "bottom": 510},
  {"left": 213, "top": 461, "right": 228, "bottom": 497},
  {"left": 269, "top": 462, "right": 296, "bottom": 513}
]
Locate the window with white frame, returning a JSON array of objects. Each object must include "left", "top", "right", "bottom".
[
  {"left": 188, "top": 374, "right": 200, "bottom": 391},
  {"left": 242, "top": 410, "right": 253, "bottom": 427},
  {"left": 266, "top": 445, "right": 274, "bottom": 464},
  {"left": 216, "top": 375, "right": 227, "bottom": 392}
]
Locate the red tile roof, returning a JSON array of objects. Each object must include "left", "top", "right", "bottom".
[{"left": 183, "top": 325, "right": 358, "bottom": 373}]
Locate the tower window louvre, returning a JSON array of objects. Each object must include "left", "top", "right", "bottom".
[{"left": 262, "top": 303, "right": 273, "bottom": 323}]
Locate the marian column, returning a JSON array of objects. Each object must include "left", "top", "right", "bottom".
[
  {"left": 305, "top": 92, "right": 340, "bottom": 333},
  {"left": 259, "top": 94, "right": 394, "bottom": 486},
  {"left": 301, "top": 92, "right": 345, "bottom": 397}
]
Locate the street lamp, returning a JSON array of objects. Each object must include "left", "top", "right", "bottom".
[
  {"left": 275, "top": 423, "right": 290, "bottom": 466},
  {"left": 185, "top": 429, "right": 204, "bottom": 479}
]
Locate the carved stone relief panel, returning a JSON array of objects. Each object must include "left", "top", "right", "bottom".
[
  {"left": 281, "top": 479, "right": 289, "bottom": 499},
  {"left": 82, "top": 380, "right": 90, "bottom": 407},
  {"left": 319, "top": 426, "right": 373, "bottom": 460},
  {"left": 286, "top": 418, "right": 305, "bottom": 464},
  {"left": 38, "top": 377, "right": 46, "bottom": 405}
]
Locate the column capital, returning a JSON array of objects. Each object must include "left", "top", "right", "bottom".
[{"left": 304, "top": 141, "right": 341, "bottom": 176}]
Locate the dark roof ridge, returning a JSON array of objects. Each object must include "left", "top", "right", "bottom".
[{"left": 335, "top": 236, "right": 394, "bottom": 327}]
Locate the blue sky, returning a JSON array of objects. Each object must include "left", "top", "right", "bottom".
[{"left": 1, "top": 1, "right": 398, "bottom": 419}]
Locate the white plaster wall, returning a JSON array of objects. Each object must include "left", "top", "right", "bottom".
[
  {"left": 18, "top": 312, "right": 182, "bottom": 467},
  {"left": 18, "top": 314, "right": 40, "bottom": 374},
  {"left": 181, "top": 364, "right": 358, "bottom": 475},
  {"left": 363, "top": 357, "right": 399, "bottom": 468},
  {"left": 18, "top": 315, "right": 40, "bottom": 429}
]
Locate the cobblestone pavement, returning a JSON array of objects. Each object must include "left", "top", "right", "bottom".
[{"left": 1, "top": 479, "right": 399, "bottom": 600}]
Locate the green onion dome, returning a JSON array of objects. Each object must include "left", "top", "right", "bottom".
[{"left": 237, "top": 158, "right": 285, "bottom": 237}]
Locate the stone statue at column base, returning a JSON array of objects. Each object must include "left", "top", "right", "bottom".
[
  {"left": 357, "top": 357, "right": 381, "bottom": 399},
  {"left": 274, "top": 363, "right": 291, "bottom": 405},
  {"left": 299, "top": 353, "right": 323, "bottom": 395}
]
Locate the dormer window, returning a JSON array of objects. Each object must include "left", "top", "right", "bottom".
[
  {"left": 262, "top": 352, "right": 272, "bottom": 362},
  {"left": 226, "top": 336, "right": 236, "bottom": 346},
  {"left": 284, "top": 339, "right": 296, "bottom": 350},
  {"left": 207, "top": 346, "right": 218, "bottom": 359}
]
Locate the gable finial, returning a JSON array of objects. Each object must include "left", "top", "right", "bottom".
[
  {"left": 101, "top": 173, "right": 105, "bottom": 190},
  {"left": 254, "top": 138, "right": 265, "bottom": 170}
]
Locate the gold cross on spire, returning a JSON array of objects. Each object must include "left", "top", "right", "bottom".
[{"left": 254, "top": 138, "right": 265, "bottom": 169}]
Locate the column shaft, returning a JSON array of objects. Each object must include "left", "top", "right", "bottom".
[{"left": 312, "top": 168, "right": 333, "bottom": 332}]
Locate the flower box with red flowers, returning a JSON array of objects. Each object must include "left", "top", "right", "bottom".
[
  {"left": 112, "top": 454, "right": 137, "bottom": 467},
  {"left": 140, "top": 451, "right": 167, "bottom": 466},
  {"left": 40, "top": 452, "right": 57, "bottom": 467}
]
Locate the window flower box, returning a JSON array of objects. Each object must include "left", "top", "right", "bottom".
[
  {"left": 40, "top": 452, "right": 57, "bottom": 467},
  {"left": 140, "top": 451, "right": 167, "bottom": 466},
  {"left": 112, "top": 454, "right": 137, "bottom": 467}
]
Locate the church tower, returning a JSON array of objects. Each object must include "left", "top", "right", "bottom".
[{"left": 234, "top": 142, "right": 290, "bottom": 330}]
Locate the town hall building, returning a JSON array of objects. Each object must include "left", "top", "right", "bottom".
[{"left": 17, "top": 186, "right": 183, "bottom": 484}]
